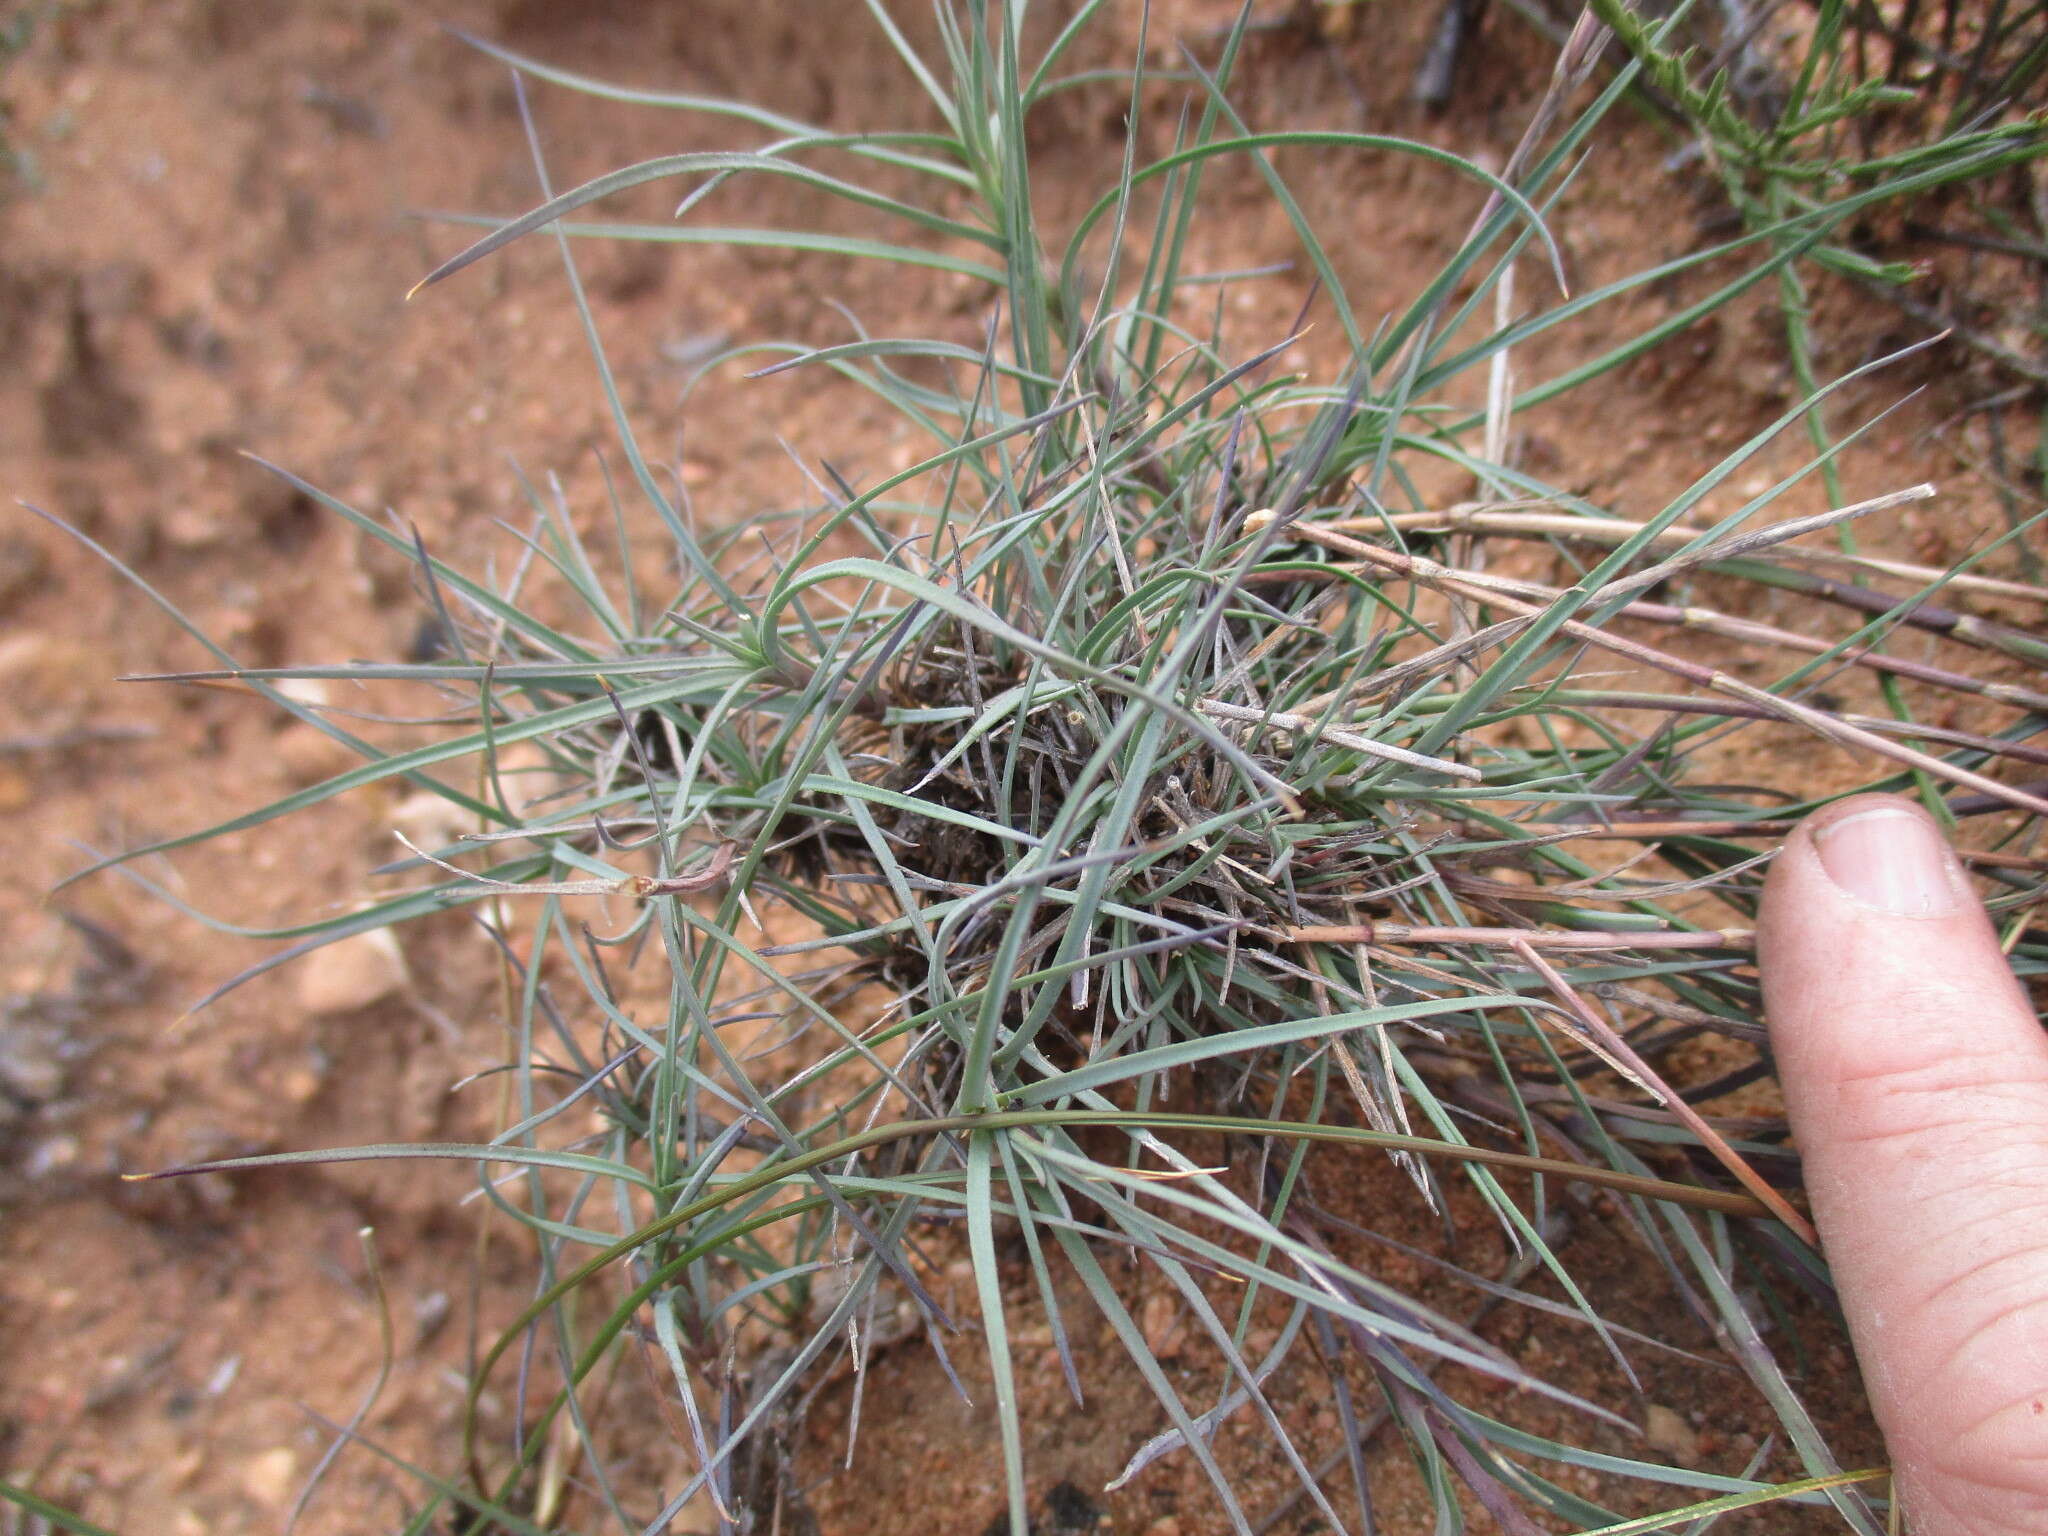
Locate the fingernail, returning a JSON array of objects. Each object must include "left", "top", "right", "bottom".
[{"left": 1812, "top": 804, "right": 1965, "bottom": 916}]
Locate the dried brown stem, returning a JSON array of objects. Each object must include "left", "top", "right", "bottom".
[
  {"left": 1250, "top": 516, "right": 2048, "bottom": 816},
  {"left": 1315, "top": 502, "right": 2048, "bottom": 607},
  {"left": 1494, "top": 818, "right": 2047, "bottom": 871},
  {"left": 1846, "top": 716, "right": 2048, "bottom": 769},
  {"left": 1646, "top": 602, "right": 2048, "bottom": 713},
  {"left": 1535, "top": 696, "right": 2048, "bottom": 774},
  {"left": 1286, "top": 923, "right": 1755, "bottom": 950},
  {"left": 1252, "top": 520, "right": 2048, "bottom": 713},
  {"left": 1709, "top": 675, "right": 2048, "bottom": 818},
  {"left": 1508, "top": 937, "right": 1817, "bottom": 1243}
]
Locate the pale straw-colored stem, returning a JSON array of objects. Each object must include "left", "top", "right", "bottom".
[
  {"left": 1507, "top": 937, "right": 1818, "bottom": 1243},
  {"left": 1250, "top": 514, "right": 2048, "bottom": 817}
]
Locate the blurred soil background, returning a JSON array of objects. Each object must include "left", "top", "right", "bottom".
[{"left": 0, "top": 1, "right": 2038, "bottom": 1532}]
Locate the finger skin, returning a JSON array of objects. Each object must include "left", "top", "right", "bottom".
[{"left": 1761, "top": 794, "right": 2048, "bottom": 1534}]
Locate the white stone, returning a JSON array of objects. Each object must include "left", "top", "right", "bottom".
[
  {"left": 273, "top": 677, "right": 331, "bottom": 709},
  {"left": 295, "top": 927, "right": 407, "bottom": 1016},
  {"left": 241, "top": 1445, "right": 299, "bottom": 1508}
]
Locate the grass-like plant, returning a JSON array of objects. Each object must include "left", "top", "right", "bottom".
[
  {"left": 1581, "top": 0, "right": 2048, "bottom": 498},
  {"left": 15, "top": 3, "right": 2048, "bottom": 1534}
]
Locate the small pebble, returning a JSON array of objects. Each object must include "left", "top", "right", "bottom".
[
  {"left": 273, "top": 677, "right": 330, "bottom": 709},
  {"left": 241, "top": 1445, "right": 299, "bottom": 1508},
  {"left": 0, "top": 766, "right": 37, "bottom": 813},
  {"left": 413, "top": 1290, "right": 451, "bottom": 1344},
  {"left": 205, "top": 1354, "right": 242, "bottom": 1395},
  {"left": 0, "top": 633, "right": 103, "bottom": 710},
  {"left": 1642, "top": 1402, "right": 1701, "bottom": 1467},
  {"left": 25, "top": 1133, "right": 80, "bottom": 1177},
  {"left": 492, "top": 740, "right": 571, "bottom": 815},
  {"left": 279, "top": 1058, "right": 324, "bottom": 1104},
  {"left": 162, "top": 507, "right": 224, "bottom": 549},
  {"left": 295, "top": 927, "right": 406, "bottom": 1016},
  {"left": 0, "top": 1021, "right": 66, "bottom": 1101},
  {"left": 1140, "top": 1290, "right": 1183, "bottom": 1361},
  {"left": 271, "top": 722, "right": 354, "bottom": 785}
]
